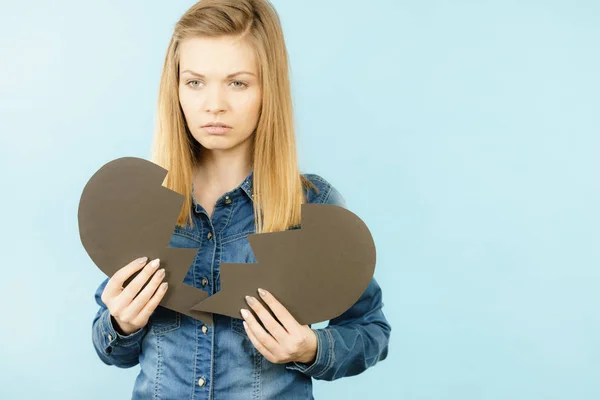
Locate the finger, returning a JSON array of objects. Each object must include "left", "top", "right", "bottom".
[
  {"left": 118, "top": 258, "right": 161, "bottom": 305},
  {"left": 104, "top": 257, "right": 148, "bottom": 299},
  {"left": 243, "top": 320, "right": 277, "bottom": 363},
  {"left": 126, "top": 267, "right": 166, "bottom": 317},
  {"left": 241, "top": 308, "right": 279, "bottom": 353},
  {"left": 131, "top": 281, "right": 169, "bottom": 327},
  {"left": 245, "top": 295, "right": 288, "bottom": 343},
  {"left": 257, "top": 288, "right": 301, "bottom": 334}
]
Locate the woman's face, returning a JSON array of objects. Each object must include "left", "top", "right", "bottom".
[{"left": 178, "top": 36, "right": 262, "bottom": 153}]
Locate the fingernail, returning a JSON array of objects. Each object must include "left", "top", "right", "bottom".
[
  {"left": 245, "top": 296, "right": 255, "bottom": 305},
  {"left": 150, "top": 258, "right": 160, "bottom": 268},
  {"left": 243, "top": 321, "right": 248, "bottom": 330},
  {"left": 240, "top": 309, "right": 248, "bottom": 318},
  {"left": 138, "top": 257, "right": 148, "bottom": 264},
  {"left": 258, "top": 288, "right": 266, "bottom": 297},
  {"left": 161, "top": 282, "right": 168, "bottom": 290},
  {"left": 158, "top": 268, "right": 165, "bottom": 277}
]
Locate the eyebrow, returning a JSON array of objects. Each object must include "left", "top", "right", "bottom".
[{"left": 181, "top": 70, "right": 256, "bottom": 78}]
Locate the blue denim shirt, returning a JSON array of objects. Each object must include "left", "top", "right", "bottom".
[{"left": 92, "top": 170, "right": 391, "bottom": 399}]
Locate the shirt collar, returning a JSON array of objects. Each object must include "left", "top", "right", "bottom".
[
  {"left": 240, "top": 169, "right": 254, "bottom": 201},
  {"left": 191, "top": 169, "right": 254, "bottom": 214}
]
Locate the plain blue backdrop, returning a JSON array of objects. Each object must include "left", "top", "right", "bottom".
[{"left": 0, "top": 0, "right": 598, "bottom": 399}]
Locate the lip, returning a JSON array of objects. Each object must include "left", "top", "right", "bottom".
[
  {"left": 202, "top": 122, "right": 232, "bottom": 128},
  {"left": 202, "top": 126, "right": 231, "bottom": 135}
]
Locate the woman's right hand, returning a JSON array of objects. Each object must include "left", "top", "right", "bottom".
[{"left": 101, "top": 257, "right": 168, "bottom": 335}]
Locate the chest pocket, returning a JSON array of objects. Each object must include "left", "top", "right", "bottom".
[
  {"left": 150, "top": 305, "right": 181, "bottom": 335},
  {"left": 149, "top": 229, "right": 200, "bottom": 335},
  {"left": 221, "top": 231, "right": 256, "bottom": 337}
]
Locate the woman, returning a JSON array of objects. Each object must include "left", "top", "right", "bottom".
[{"left": 92, "top": 0, "right": 391, "bottom": 398}]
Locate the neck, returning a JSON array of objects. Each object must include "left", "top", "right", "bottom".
[{"left": 193, "top": 142, "right": 253, "bottom": 193}]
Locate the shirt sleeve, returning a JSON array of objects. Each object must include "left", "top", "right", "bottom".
[
  {"left": 91, "top": 277, "right": 148, "bottom": 368},
  {"left": 285, "top": 184, "right": 392, "bottom": 380}
]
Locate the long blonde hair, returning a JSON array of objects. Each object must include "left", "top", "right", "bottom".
[{"left": 151, "top": 0, "right": 316, "bottom": 233}]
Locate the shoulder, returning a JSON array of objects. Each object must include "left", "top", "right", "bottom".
[{"left": 300, "top": 173, "right": 347, "bottom": 207}]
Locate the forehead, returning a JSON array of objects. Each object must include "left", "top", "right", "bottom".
[{"left": 178, "top": 36, "right": 257, "bottom": 75}]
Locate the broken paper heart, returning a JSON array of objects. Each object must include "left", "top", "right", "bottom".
[
  {"left": 78, "top": 157, "right": 376, "bottom": 327},
  {"left": 78, "top": 157, "right": 213, "bottom": 325},
  {"left": 191, "top": 202, "right": 377, "bottom": 325}
]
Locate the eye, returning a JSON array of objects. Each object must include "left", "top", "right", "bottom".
[
  {"left": 231, "top": 80, "right": 249, "bottom": 89},
  {"left": 186, "top": 80, "right": 202, "bottom": 88}
]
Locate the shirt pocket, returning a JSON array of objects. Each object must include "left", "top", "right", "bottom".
[
  {"left": 221, "top": 231, "right": 256, "bottom": 337},
  {"left": 150, "top": 305, "right": 181, "bottom": 335},
  {"left": 153, "top": 227, "right": 198, "bottom": 335},
  {"left": 231, "top": 317, "right": 247, "bottom": 337}
]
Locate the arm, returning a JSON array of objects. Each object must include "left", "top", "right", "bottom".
[
  {"left": 286, "top": 184, "right": 392, "bottom": 380},
  {"left": 286, "top": 277, "right": 391, "bottom": 381},
  {"left": 91, "top": 277, "right": 148, "bottom": 368}
]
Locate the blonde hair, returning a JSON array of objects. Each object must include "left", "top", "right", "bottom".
[{"left": 151, "top": 0, "right": 316, "bottom": 233}]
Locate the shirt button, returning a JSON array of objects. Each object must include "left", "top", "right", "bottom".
[
  {"left": 207, "top": 231, "right": 213, "bottom": 240},
  {"left": 201, "top": 325, "right": 208, "bottom": 334},
  {"left": 108, "top": 334, "right": 113, "bottom": 341},
  {"left": 201, "top": 277, "right": 208, "bottom": 287},
  {"left": 198, "top": 377, "right": 206, "bottom": 387},
  {"left": 224, "top": 195, "right": 232, "bottom": 204}
]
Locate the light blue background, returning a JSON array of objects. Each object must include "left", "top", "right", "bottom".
[{"left": 1, "top": 0, "right": 598, "bottom": 399}]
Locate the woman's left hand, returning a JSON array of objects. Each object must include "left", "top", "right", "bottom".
[{"left": 241, "top": 288, "right": 317, "bottom": 365}]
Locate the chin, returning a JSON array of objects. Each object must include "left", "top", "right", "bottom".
[
  {"left": 202, "top": 134, "right": 253, "bottom": 149},
  {"left": 198, "top": 138, "right": 237, "bottom": 151}
]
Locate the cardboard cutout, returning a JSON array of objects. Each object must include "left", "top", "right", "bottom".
[{"left": 79, "top": 157, "right": 376, "bottom": 327}]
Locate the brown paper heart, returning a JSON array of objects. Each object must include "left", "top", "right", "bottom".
[
  {"left": 79, "top": 157, "right": 377, "bottom": 327},
  {"left": 191, "top": 202, "right": 377, "bottom": 325},
  {"left": 78, "top": 157, "right": 212, "bottom": 325}
]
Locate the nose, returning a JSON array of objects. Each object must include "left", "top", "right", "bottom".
[{"left": 203, "top": 84, "right": 228, "bottom": 114}]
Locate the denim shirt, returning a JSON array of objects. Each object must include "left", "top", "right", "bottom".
[{"left": 91, "top": 170, "right": 391, "bottom": 399}]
